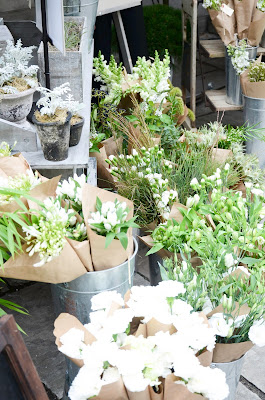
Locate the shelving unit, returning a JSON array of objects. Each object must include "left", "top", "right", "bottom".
[{"left": 200, "top": 39, "right": 265, "bottom": 112}]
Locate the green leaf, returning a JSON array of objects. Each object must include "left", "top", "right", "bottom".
[
  {"left": 159, "top": 263, "right": 169, "bottom": 281},
  {"left": 241, "top": 257, "right": 260, "bottom": 266},
  {"left": 160, "top": 114, "right": 171, "bottom": 124},
  {"left": 126, "top": 115, "right": 139, "bottom": 122},
  {"left": 146, "top": 243, "right": 164, "bottom": 255},
  {"left": 116, "top": 232, "right": 128, "bottom": 250},
  {"left": 96, "top": 196, "right": 102, "bottom": 212},
  {"left": 105, "top": 232, "right": 116, "bottom": 248}
]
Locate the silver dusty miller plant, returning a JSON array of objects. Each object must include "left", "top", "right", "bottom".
[
  {"left": 36, "top": 82, "right": 71, "bottom": 116},
  {"left": 0, "top": 39, "right": 39, "bottom": 94}
]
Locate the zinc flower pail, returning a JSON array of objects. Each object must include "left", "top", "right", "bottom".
[
  {"left": 226, "top": 47, "right": 258, "bottom": 106},
  {"left": 51, "top": 237, "right": 138, "bottom": 400},
  {"left": 211, "top": 356, "right": 245, "bottom": 400},
  {"left": 63, "top": 0, "right": 99, "bottom": 52},
  {"left": 243, "top": 94, "right": 265, "bottom": 168}
]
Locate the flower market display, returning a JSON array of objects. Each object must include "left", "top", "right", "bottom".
[{"left": 54, "top": 284, "right": 229, "bottom": 400}]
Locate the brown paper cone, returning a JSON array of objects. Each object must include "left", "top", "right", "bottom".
[
  {"left": 212, "top": 341, "right": 253, "bottom": 363},
  {"left": 234, "top": 0, "right": 256, "bottom": 40},
  {"left": 0, "top": 241, "right": 87, "bottom": 283},
  {"left": 126, "top": 386, "right": 151, "bottom": 400},
  {"left": 27, "top": 175, "right": 61, "bottom": 210},
  {"left": 164, "top": 374, "right": 206, "bottom": 400},
  {"left": 96, "top": 377, "right": 129, "bottom": 400},
  {"left": 207, "top": 302, "right": 251, "bottom": 318},
  {"left": 54, "top": 313, "right": 96, "bottom": 367},
  {"left": 149, "top": 384, "right": 163, "bottom": 400},
  {"left": 66, "top": 238, "right": 94, "bottom": 272},
  {"left": 134, "top": 322, "right": 147, "bottom": 338},
  {"left": 197, "top": 349, "right": 213, "bottom": 367},
  {"left": 101, "top": 136, "right": 123, "bottom": 157},
  {"left": 232, "top": 181, "right": 246, "bottom": 197},
  {"left": 0, "top": 153, "right": 30, "bottom": 177},
  {"left": 248, "top": 8, "right": 265, "bottom": 46},
  {"left": 240, "top": 56, "right": 265, "bottom": 98},
  {"left": 146, "top": 318, "right": 176, "bottom": 337},
  {"left": 212, "top": 148, "right": 232, "bottom": 164},
  {"left": 82, "top": 184, "right": 134, "bottom": 270},
  {"left": 208, "top": 2, "right": 236, "bottom": 45},
  {"left": 169, "top": 203, "right": 188, "bottom": 223}
]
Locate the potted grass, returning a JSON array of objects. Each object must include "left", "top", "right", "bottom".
[
  {"left": 32, "top": 83, "right": 72, "bottom": 161},
  {"left": 0, "top": 39, "right": 38, "bottom": 123}
]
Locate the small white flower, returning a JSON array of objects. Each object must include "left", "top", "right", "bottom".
[{"left": 249, "top": 319, "right": 265, "bottom": 347}]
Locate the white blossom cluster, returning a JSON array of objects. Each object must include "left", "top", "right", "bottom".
[
  {"left": 202, "top": 0, "right": 223, "bottom": 9},
  {"left": 227, "top": 41, "right": 250, "bottom": 75},
  {"left": 0, "top": 39, "right": 38, "bottom": 93},
  {"left": 88, "top": 199, "right": 128, "bottom": 235},
  {"left": 56, "top": 174, "right": 86, "bottom": 208},
  {"left": 23, "top": 198, "right": 75, "bottom": 267},
  {"left": 0, "top": 169, "right": 41, "bottom": 205},
  {"left": 58, "top": 285, "right": 229, "bottom": 400}
]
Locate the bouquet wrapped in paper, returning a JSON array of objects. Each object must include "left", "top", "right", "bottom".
[
  {"left": 54, "top": 283, "right": 229, "bottom": 400},
  {"left": 203, "top": 0, "right": 265, "bottom": 46},
  {"left": 240, "top": 55, "right": 265, "bottom": 98}
]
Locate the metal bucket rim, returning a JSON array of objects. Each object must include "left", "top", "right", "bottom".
[
  {"left": 243, "top": 94, "right": 265, "bottom": 101},
  {"left": 83, "top": 236, "right": 138, "bottom": 276},
  {"left": 211, "top": 354, "right": 246, "bottom": 367}
]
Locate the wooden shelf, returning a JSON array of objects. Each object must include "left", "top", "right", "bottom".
[
  {"left": 200, "top": 39, "right": 265, "bottom": 59},
  {"left": 205, "top": 89, "right": 243, "bottom": 112}
]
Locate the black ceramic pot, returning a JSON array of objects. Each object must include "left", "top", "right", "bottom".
[{"left": 69, "top": 117, "right": 84, "bottom": 147}]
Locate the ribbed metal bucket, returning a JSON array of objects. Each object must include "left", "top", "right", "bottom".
[
  {"left": 148, "top": 253, "right": 163, "bottom": 286},
  {"left": 226, "top": 46, "right": 257, "bottom": 106},
  {"left": 63, "top": 0, "right": 99, "bottom": 52},
  {"left": 243, "top": 95, "right": 265, "bottom": 168},
  {"left": 211, "top": 356, "right": 245, "bottom": 400}
]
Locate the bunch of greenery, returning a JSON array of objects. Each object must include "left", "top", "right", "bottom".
[
  {"left": 64, "top": 21, "right": 83, "bottom": 51},
  {"left": 248, "top": 62, "right": 265, "bottom": 82}
]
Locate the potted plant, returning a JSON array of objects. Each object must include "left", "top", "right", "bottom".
[
  {"left": 0, "top": 39, "right": 38, "bottom": 123},
  {"left": 32, "top": 83, "right": 72, "bottom": 161},
  {"left": 63, "top": 93, "right": 85, "bottom": 146}
]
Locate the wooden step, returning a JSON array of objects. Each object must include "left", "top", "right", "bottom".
[
  {"left": 205, "top": 89, "right": 243, "bottom": 112},
  {"left": 200, "top": 39, "right": 265, "bottom": 59}
]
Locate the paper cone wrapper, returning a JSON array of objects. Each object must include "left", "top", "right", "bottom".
[
  {"left": 95, "top": 377, "right": 129, "bottom": 400},
  {"left": 134, "top": 322, "right": 147, "bottom": 338},
  {"left": 248, "top": 8, "right": 265, "bottom": 46},
  {"left": 149, "top": 384, "right": 163, "bottom": 400},
  {"left": 82, "top": 184, "right": 134, "bottom": 270},
  {"left": 54, "top": 313, "right": 96, "bottom": 367},
  {"left": 0, "top": 241, "right": 87, "bottom": 283},
  {"left": 126, "top": 386, "right": 151, "bottom": 400},
  {"left": 234, "top": 0, "right": 256, "bottom": 40},
  {"left": 212, "top": 148, "right": 232, "bottom": 164},
  {"left": 232, "top": 181, "right": 246, "bottom": 197},
  {"left": 169, "top": 203, "right": 188, "bottom": 223},
  {"left": 240, "top": 56, "right": 265, "bottom": 98},
  {"left": 101, "top": 136, "right": 123, "bottom": 157},
  {"left": 212, "top": 341, "right": 253, "bottom": 363},
  {"left": 90, "top": 146, "right": 116, "bottom": 189},
  {"left": 139, "top": 235, "right": 174, "bottom": 259},
  {"left": 146, "top": 318, "right": 176, "bottom": 337},
  {"left": 208, "top": 1, "right": 236, "bottom": 46},
  {"left": 164, "top": 374, "right": 206, "bottom": 400},
  {"left": 66, "top": 238, "right": 94, "bottom": 272},
  {"left": 197, "top": 349, "right": 213, "bottom": 367},
  {"left": 207, "top": 302, "right": 251, "bottom": 318},
  {"left": 0, "top": 153, "right": 30, "bottom": 177},
  {"left": 140, "top": 221, "right": 158, "bottom": 235}
]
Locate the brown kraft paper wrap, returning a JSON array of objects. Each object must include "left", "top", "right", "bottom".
[
  {"left": 0, "top": 241, "right": 87, "bottom": 283},
  {"left": 101, "top": 136, "right": 123, "bottom": 157},
  {"left": 240, "top": 56, "right": 265, "bottom": 98},
  {"left": 82, "top": 184, "right": 134, "bottom": 270},
  {"left": 95, "top": 377, "right": 129, "bottom": 400},
  {"left": 164, "top": 374, "right": 206, "bottom": 400},
  {"left": 234, "top": 0, "right": 256, "bottom": 40},
  {"left": 149, "top": 384, "right": 163, "bottom": 400},
  {"left": 0, "top": 153, "right": 30, "bottom": 177},
  {"left": 66, "top": 238, "right": 94, "bottom": 272},
  {"left": 54, "top": 313, "right": 96, "bottom": 368},
  {"left": 212, "top": 148, "right": 232, "bottom": 164},
  {"left": 146, "top": 318, "right": 176, "bottom": 337},
  {"left": 197, "top": 349, "right": 213, "bottom": 367},
  {"left": 126, "top": 386, "right": 151, "bottom": 400},
  {"left": 248, "top": 5, "right": 265, "bottom": 46},
  {"left": 208, "top": 0, "right": 236, "bottom": 46},
  {"left": 207, "top": 302, "right": 253, "bottom": 362}
]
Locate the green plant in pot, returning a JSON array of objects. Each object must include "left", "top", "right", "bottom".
[
  {"left": 63, "top": 93, "right": 85, "bottom": 147},
  {"left": 0, "top": 39, "right": 39, "bottom": 123},
  {"left": 33, "top": 83, "right": 72, "bottom": 161}
]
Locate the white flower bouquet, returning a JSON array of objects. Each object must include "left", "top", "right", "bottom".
[
  {"left": 241, "top": 56, "right": 265, "bottom": 99},
  {"left": 54, "top": 283, "right": 229, "bottom": 400},
  {"left": 161, "top": 257, "right": 265, "bottom": 363}
]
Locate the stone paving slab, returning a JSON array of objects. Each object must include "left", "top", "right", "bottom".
[
  {"left": 242, "top": 346, "right": 265, "bottom": 394},
  {"left": 236, "top": 382, "right": 260, "bottom": 400}
]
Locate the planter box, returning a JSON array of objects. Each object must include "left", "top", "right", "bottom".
[{"left": 37, "top": 16, "right": 88, "bottom": 102}]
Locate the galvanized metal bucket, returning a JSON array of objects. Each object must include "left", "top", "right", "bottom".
[
  {"left": 63, "top": 0, "right": 99, "bottom": 52},
  {"left": 148, "top": 253, "right": 163, "bottom": 286},
  {"left": 226, "top": 46, "right": 257, "bottom": 106},
  {"left": 243, "top": 95, "right": 265, "bottom": 168},
  {"left": 211, "top": 356, "right": 245, "bottom": 400}
]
